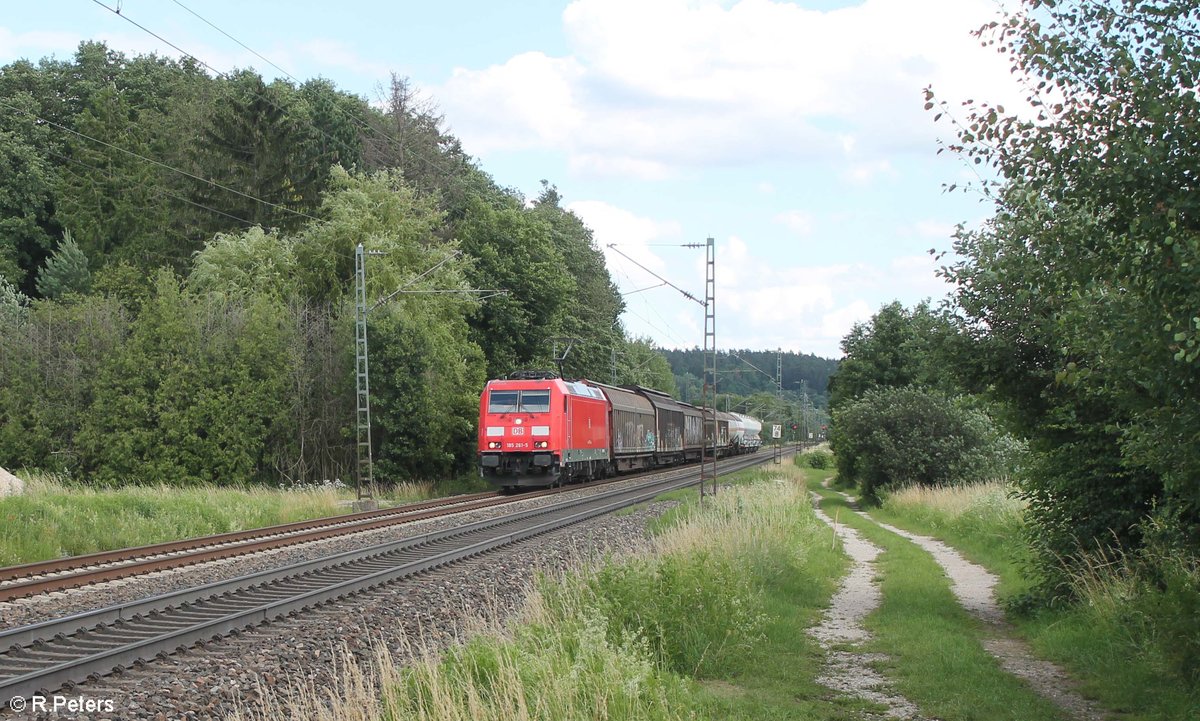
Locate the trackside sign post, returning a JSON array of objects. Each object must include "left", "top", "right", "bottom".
[{"left": 771, "top": 424, "right": 782, "bottom": 439}]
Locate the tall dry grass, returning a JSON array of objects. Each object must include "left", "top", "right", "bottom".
[
  {"left": 0, "top": 474, "right": 348, "bottom": 566},
  {"left": 233, "top": 469, "right": 825, "bottom": 721},
  {"left": 1060, "top": 528, "right": 1200, "bottom": 682},
  {"left": 883, "top": 479, "right": 1022, "bottom": 525}
]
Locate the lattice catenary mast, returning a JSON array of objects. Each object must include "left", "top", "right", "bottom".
[
  {"left": 354, "top": 243, "right": 385, "bottom": 500},
  {"left": 607, "top": 239, "right": 715, "bottom": 500},
  {"left": 699, "top": 237, "right": 717, "bottom": 497},
  {"left": 354, "top": 243, "right": 505, "bottom": 502}
]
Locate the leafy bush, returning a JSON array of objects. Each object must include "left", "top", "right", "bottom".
[
  {"left": 831, "top": 385, "right": 1019, "bottom": 501},
  {"left": 803, "top": 450, "right": 832, "bottom": 469},
  {"left": 938, "top": 0, "right": 1200, "bottom": 578}
]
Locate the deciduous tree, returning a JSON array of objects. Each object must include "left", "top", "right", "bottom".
[{"left": 935, "top": 0, "right": 1200, "bottom": 561}]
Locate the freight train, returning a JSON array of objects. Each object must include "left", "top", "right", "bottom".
[{"left": 477, "top": 371, "right": 762, "bottom": 490}]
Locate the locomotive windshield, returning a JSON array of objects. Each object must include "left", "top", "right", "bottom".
[
  {"left": 519, "top": 390, "right": 550, "bottom": 413},
  {"left": 486, "top": 389, "right": 551, "bottom": 414},
  {"left": 487, "top": 390, "right": 519, "bottom": 413}
]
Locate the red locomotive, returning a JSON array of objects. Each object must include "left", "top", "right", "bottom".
[
  {"left": 477, "top": 372, "right": 611, "bottom": 488},
  {"left": 477, "top": 371, "right": 762, "bottom": 490}
]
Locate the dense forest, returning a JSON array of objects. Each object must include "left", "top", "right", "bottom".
[
  {"left": 658, "top": 348, "right": 834, "bottom": 437},
  {"left": 0, "top": 42, "right": 681, "bottom": 485},
  {"left": 661, "top": 348, "right": 835, "bottom": 408},
  {"left": 827, "top": 0, "right": 1198, "bottom": 649}
]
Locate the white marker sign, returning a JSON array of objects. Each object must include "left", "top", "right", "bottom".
[{"left": 771, "top": 424, "right": 782, "bottom": 439}]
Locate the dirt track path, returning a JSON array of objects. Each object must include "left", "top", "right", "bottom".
[
  {"left": 809, "top": 493, "right": 927, "bottom": 719},
  {"left": 823, "top": 485, "right": 1108, "bottom": 721}
]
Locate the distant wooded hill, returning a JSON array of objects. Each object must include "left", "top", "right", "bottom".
[{"left": 661, "top": 348, "right": 838, "bottom": 408}]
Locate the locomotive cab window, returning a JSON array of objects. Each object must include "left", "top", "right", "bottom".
[
  {"left": 519, "top": 390, "right": 551, "bottom": 413},
  {"left": 487, "top": 390, "right": 519, "bottom": 413}
]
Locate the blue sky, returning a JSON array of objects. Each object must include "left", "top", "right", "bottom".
[{"left": 1, "top": 0, "right": 1025, "bottom": 358}]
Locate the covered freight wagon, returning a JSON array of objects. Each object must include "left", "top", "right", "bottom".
[
  {"left": 586, "top": 381, "right": 657, "bottom": 472},
  {"left": 631, "top": 386, "right": 701, "bottom": 465},
  {"left": 705, "top": 410, "right": 734, "bottom": 455}
]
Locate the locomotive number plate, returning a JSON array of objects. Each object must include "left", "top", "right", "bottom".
[{"left": 510, "top": 426, "right": 525, "bottom": 436}]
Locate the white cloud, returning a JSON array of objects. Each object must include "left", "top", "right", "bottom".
[
  {"left": 566, "top": 200, "right": 681, "bottom": 287},
  {"left": 568, "top": 154, "right": 672, "bottom": 181},
  {"left": 0, "top": 28, "right": 80, "bottom": 59},
  {"left": 821, "top": 300, "right": 874, "bottom": 341},
  {"left": 774, "top": 210, "right": 814, "bottom": 237},
  {"left": 436, "top": 0, "right": 1028, "bottom": 179},
  {"left": 841, "top": 158, "right": 897, "bottom": 185},
  {"left": 442, "top": 52, "right": 585, "bottom": 153},
  {"left": 563, "top": 204, "right": 955, "bottom": 357},
  {"left": 887, "top": 253, "right": 954, "bottom": 301},
  {"left": 663, "top": 235, "right": 952, "bottom": 357},
  {"left": 914, "top": 219, "right": 957, "bottom": 239},
  {"left": 649, "top": 234, "right": 877, "bottom": 356}
]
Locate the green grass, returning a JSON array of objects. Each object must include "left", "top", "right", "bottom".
[
  {"left": 0, "top": 472, "right": 445, "bottom": 566},
  {"left": 240, "top": 457, "right": 1191, "bottom": 721},
  {"left": 1024, "top": 604, "right": 1198, "bottom": 720},
  {"left": 408, "top": 465, "right": 863, "bottom": 721},
  {"left": 678, "top": 474, "right": 861, "bottom": 721},
  {"left": 813, "top": 487, "right": 1066, "bottom": 721},
  {"left": 871, "top": 483, "right": 1200, "bottom": 721},
  {"left": 246, "top": 461, "right": 864, "bottom": 721},
  {"left": 871, "top": 482, "right": 1031, "bottom": 600},
  {"left": 427, "top": 473, "right": 493, "bottom": 497},
  {"left": 0, "top": 477, "right": 346, "bottom": 566}
]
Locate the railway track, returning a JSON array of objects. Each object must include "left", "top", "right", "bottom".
[
  {"left": 0, "top": 480, "right": 624, "bottom": 602},
  {"left": 0, "top": 452, "right": 775, "bottom": 705}
]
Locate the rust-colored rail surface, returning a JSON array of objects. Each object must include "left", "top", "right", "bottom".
[
  {"left": 0, "top": 452, "right": 780, "bottom": 603},
  {"left": 0, "top": 490, "right": 528, "bottom": 601}
]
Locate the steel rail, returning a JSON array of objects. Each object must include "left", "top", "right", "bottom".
[
  {"left": 0, "top": 492, "right": 497, "bottom": 585},
  {"left": 0, "top": 453, "right": 777, "bottom": 703},
  {"left": 0, "top": 478, "right": 637, "bottom": 601},
  {"left": 0, "top": 453, "right": 752, "bottom": 600}
]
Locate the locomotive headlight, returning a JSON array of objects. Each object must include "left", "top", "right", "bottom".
[
  {"left": 534, "top": 440, "right": 548, "bottom": 449},
  {"left": 488, "top": 441, "right": 501, "bottom": 449}
]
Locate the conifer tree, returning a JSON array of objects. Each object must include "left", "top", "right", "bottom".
[{"left": 35, "top": 230, "right": 91, "bottom": 299}]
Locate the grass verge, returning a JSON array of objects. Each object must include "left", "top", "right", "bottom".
[
  {"left": 872, "top": 482, "right": 1031, "bottom": 600},
  {"left": 871, "top": 482, "right": 1199, "bottom": 721},
  {"left": 0, "top": 473, "right": 442, "bottom": 566},
  {"left": 812, "top": 486, "right": 1065, "bottom": 721},
  {"left": 241, "top": 462, "right": 860, "bottom": 721}
]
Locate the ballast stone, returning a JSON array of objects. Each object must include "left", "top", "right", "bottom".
[{"left": 0, "top": 466, "right": 24, "bottom": 496}]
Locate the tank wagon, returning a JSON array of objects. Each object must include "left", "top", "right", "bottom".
[
  {"left": 730, "top": 412, "right": 763, "bottom": 453},
  {"left": 478, "top": 374, "right": 763, "bottom": 490}
]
